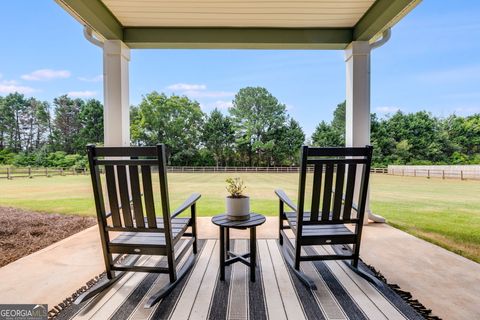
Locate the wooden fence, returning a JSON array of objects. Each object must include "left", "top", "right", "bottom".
[
  {"left": 4, "top": 165, "right": 477, "bottom": 180},
  {"left": 0, "top": 167, "right": 87, "bottom": 179},
  {"left": 0, "top": 166, "right": 388, "bottom": 179},
  {"left": 166, "top": 166, "right": 388, "bottom": 174},
  {"left": 388, "top": 165, "right": 480, "bottom": 180}
]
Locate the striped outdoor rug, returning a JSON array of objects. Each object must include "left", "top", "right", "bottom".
[{"left": 55, "top": 239, "right": 424, "bottom": 320}]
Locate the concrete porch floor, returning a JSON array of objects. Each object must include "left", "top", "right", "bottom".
[{"left": 0, "top": 218, "right": 478, "bottom": 320}]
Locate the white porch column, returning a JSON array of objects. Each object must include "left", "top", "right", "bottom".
[
  {"left": 345, "top": 41, "right": 374, "bottom": 225},
  {"left": 103, "top": 40, "right": 130, "bottom": 147},
  {"left": 345, "top": 41, "right": 371, "bottom": 148}
]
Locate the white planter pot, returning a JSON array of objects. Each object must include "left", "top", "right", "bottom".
[{"left": 226, "top": 196, "right": 250, "bottom": 220}]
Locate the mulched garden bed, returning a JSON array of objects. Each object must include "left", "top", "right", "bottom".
[{"left": 0, "top": 207, "right": 96, "bottom": 267}]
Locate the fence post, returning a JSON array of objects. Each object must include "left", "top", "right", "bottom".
[
  {"left": 7, "top": 167, "right": 11, "bottom": 180},
  {"left": 427, "top": 169, "right": 430, "bottom": 179},
  {"left": 402, "top": 169, "right": 404, "bottom": 176},
  {"left": 414, "top": 169, "right": 416, "bottom": 177},
  {"left": 442, "top": 170, "right": 445, "bottom": 180},
  {"left": 28, "top": 167, "right": 32, "bottom": 179},
  {"left": 45, "top": 167, "right": 48, "bottom": 177},
  {"left": 461, "top": 170, "right": 464, "bottom": 180}
]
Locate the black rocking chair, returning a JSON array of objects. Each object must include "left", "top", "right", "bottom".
[
  {"left": 76, "top": 144, "right": 200, "bottom": 308},
  {"left": 277, "top": 145, "right": 375, "bottom": 289}
]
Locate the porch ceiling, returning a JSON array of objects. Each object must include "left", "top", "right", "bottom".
[{"left": 55, "top": 0, "right": 420, "bottom": 49}]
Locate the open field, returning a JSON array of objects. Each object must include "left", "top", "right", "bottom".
[{"left": 0, "top": 173, "right": 479, "bottom": 262}]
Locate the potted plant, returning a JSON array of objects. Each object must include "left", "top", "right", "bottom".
[{"left": 225, "top": 177, "right": 250, "bottom": 220}]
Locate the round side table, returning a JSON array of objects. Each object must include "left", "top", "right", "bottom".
[{"left": 211, "top": 213, "right": 266, "bottom": 282}]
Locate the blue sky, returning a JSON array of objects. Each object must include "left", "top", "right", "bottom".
[{"left": 0, "top": 0, "right": 479, "bottom": 137}]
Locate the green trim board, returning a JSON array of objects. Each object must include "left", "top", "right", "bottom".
[
  {"left": 55, "top": 0, "right": 122, "bottom": 40},
  {"left": 56, "top": 0, "right": 422, "bottom": 49},
  {"left": 353, "top": 0, "right": 421, "bottom": 41},
  {"left": 123, "top": 27, "right": 353, "bottom": 50}
]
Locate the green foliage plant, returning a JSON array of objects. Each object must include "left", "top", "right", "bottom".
[{"left": 226, "top": 177, "right": 247, "bottom": 198}]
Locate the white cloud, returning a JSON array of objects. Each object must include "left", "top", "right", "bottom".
[
  {"left": 1, "top": 79, "right": 18, "bottom": 85},
  {"left": 375, "top": 106, "right": 400, "bottom": 114},
  {"left": 21, "top": 69, "right": 71, "bottom": 81},
  {"left": 67, "top": 90, "right": 97, "bottom": 98},
  {"left": 166, "top": 83, "right": 234, "bottom": 99},
  {"left": 78, "top": 75, "right": 103, "bottom": 82},
  {"left": 0, "top": 82, "right": 38, "bottom": 94},
  {"left": 182, "top": 90, "right": 234, "bottom": 98},
  {"left": 212, "top": 100, "right": 233, "bottom": 109},
  {"left": 167, "top": 83, "right": 207, "bottom": 91},
  {"left": 200, "top": 100, "right": 233, "bottom": 111}
]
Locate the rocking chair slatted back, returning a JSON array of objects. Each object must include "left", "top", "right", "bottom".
[
  {"left": 297, "top": 145, "right": 373, "bottom": 226},
  {"left": 87, "top": 144, "right": 170, "bottom": 231}
]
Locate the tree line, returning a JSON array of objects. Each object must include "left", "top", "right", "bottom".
[
  {"left": 312, "top": 102, "right": 480, "bottom": 166},
  {"left": 0, "top": 87, "right": 478, "bottom": 168}
]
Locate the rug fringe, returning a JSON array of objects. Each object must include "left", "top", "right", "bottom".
[
  {"left": 363, "top": 263, "right": 442, "bottom": 320},
  {"left": 48, "top": 272, "right": 106, "bottom": 319},
  {"left": 48, "top": 253, "right": 442, "bottom": 320}
]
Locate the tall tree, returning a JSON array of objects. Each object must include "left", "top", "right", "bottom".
[
  {"left": 0, "top": 96, "right": 7, "bottom": 150},
  {"left": 202, "top": 109, "right": 235, "bottom": 167},
  {"left": 52, "top": 95, "right": 83, "bottom": 154},
  {"left": 2, "top": 93, "right": 27, "bottom": 152},
  {"left": 77, "top": 99, "right": 104, "bottom": 150},
  {"left": 131, "top": 92, "right": 204, "bottom": 165},
  {"left": 230, "top": 87, "right": 288, "bottom": 166},
  {"left": 444, "top": 114, "right": 480, "bottom": 157},
  {"left": 331, "top": 101, "right": 346, "bottom": 143},
  {"left": 311, "top": 121, "right": 343, "bottom": 147},
  {"left": 311, "top": 101, "right": 345, "bottom": 148},
  {"left": 385, "top": 111, "right": 448, "bottom": 164},
  {"left": 272, "top": 119, "right": 305, "bottom": 165},
  {"left": 22, "top": 98, "right": 51, "bottom": 152},
  {"left": 32, "top": 99, "right": 52, "bottom": 150}
]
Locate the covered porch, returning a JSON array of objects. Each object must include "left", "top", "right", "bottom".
[
  {"left": 4, "top": 0, "right": 478, "bottom": 319},
  {"left": 1, "top": 218, "right": 479, "bottom": 319},
  {"left": 54, "top": 0, "right": 420, "bottom": 223}
]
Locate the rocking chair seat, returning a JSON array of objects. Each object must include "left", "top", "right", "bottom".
[
  {"left": 286, "top": 212, "right": 353, "bottom": 238},
  {"left": 111, "top": 217, "right": 190, "bottom": 247}
]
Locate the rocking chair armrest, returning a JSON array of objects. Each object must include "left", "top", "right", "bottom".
[
  {"left": 171, "top": 193, "right": 201, "bottom": 219},
  {"left": 275, "top": 189, "right": 297, "bottom": 211}
]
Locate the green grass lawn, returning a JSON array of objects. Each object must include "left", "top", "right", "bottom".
[{"left": 1, "top": 173, "right": 479, "bottom": 262}]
